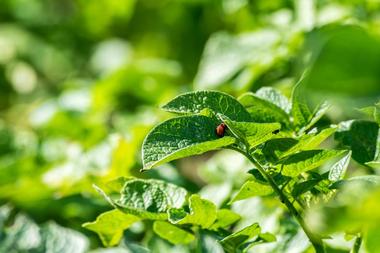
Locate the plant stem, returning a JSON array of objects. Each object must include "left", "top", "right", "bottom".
[
  {"left": 352, "top": 234, "right": 362, "bottom": 253},
  {"left": 239, "top": 149, "right": 325, "bottom": 253}
]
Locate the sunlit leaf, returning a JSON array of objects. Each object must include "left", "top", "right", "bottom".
[
  {"left": 142, "top": 115, "right": 236, "bottom": 170},
  {"left": 230, "top": 180, "right": 274, "bottom": 203},
  {"left": 153, "top": 221, "right": 195, "bottom": 245},
  {"left": 328, "top": 151, "right": 351, "bottom": 182},
  {"left": 255, "top": 87, "right": 291, "bottom": 113},
  {"left": 220, "top": 223, "right": 261, "bottom": 253},
  {"left": 168, "top": 194, "right": 217, "bottom": 229},
  {"left": 83, "top": 209, "right": 140, "bottom": 247},
  {"left": 291, "top": 82, "right": 312, "bottom": 128},
  {"left": 94, "top": 179, "right": 188, "bottom": 220},
  {"left": 220, "top": 115, "right": 281, "bottom": 148},
  {"left": 210, "top": 209, "right": 241, "bottom": 230},
  {"left": 162, "top": 90, "right": 251, "bottom": 121},
  {"left": 263, "top": 127, "right": 336, "bottom": 161},
  {"left": 278, "top": 149, "right": 345, "bottom": 177},
  {"left": 239, "top": 92, "right": 290, "bottom": 125}
]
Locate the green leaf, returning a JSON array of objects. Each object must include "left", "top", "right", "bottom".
[
  {"left": 335, "top": 120, "right": 380, "bottom": 164},
  {"left": 365, "top": 226, "right": 380, "bottom": 253},
  {"left": 291, "top": 82, "right": 312, "bottom": 128},
  {"left": 117, "top": 179, "right": 187, "bottom": 219},
  {"left": 292, "top": 178, "right": 322, "bottom": 197},
  {"left": 220, "top": 223, "right": 261, "bottom": 253},
  {"left": 162, "top": 91, "right": 251, "bottom": 121},
  {"left": 291, "top": 82, "right": 330, "bottom": 132},
  {"left": 142, "top": 115, "right": 236, "bottom": 170},
  {"left": 220, "top": 115, "right": 281, "bottom": 148},
  {"left": 153, "top": 221, "right": 195, "bottom": 245},
  {"left": 360, "top": 103, "right": 380, "bottom": 124},
  {"left": 366, "top": 161, "right": 380, "bottom": 169},
  {"left": 82, "top": 209, "right": 140, "bottom": 247},
  {"left": 238, "top": 92, "right": 290, "bottom": 124},
  {"left": 264, "top": 127, "right": 336, "bottom": 160},
  {"left": 300, "top": 101, "right": 331, "bottom": 133},
  {"left": 255, "top": 87, "right": 291, "bottom": 113},
  {"left": 230, "top": 180, "right": 274, "bottom": 203},
  {"left": 277, "top": 149, "right": 345, "bottom": 177},
  {"left": 168, "top": 194, "right": 217, "bottom": 229},
  {"left": 0, "top": 213, "right": 41, "bottom": 252},
  {"left": 94, "top": 179, "right": 188, "bottom": 220},
  {"left": 210, "top": 209, "right": 241, "bottom": 230},
  {"left": 39, "top": 222, "right": 89, "bottom": 253},
  {"left": 258, "top": 232, "right": 276, "bottom": 242},
  {"left": 328, "top": 151, "right": 351, "bottom": 182}
]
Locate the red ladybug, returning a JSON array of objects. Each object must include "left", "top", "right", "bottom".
[{"left": 216, "top": 123, "right": 227, "bottom": 137}]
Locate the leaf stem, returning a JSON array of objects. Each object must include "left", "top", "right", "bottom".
[{"left": 235, "top": 148, "right": 325, "bottom": 253}]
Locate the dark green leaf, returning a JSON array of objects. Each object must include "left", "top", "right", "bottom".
[
  {"left": 292, "top": 179, "right": 322, "bottom": 197},
  {"left": 335, "top": 120, "right": 379, "bottom": 164}
]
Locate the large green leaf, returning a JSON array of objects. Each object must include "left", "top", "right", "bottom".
[
  {"left": 162, "top": 91, "right": 251, "bottom": 121},
  {"left": 277, "top": 149, "right": 345, "bottom": 177},
  {"left": 238, "top": 92, "right": 290, "bottom": 124},
  {"left": 142, "top": 115, "right": 236, "bottom": 170},
  {"left": 230, "top": 179, "right": 273, "bottom": 203},
  {"left": 255, "top": 87, "right": 291, "bottom": 113},
  {"left": 168, "top": 194, "right": 217, "bottom": 229},
  {"left": 220, "top": 115, "right": 281, "bottom": 148},
  {"left": 263, "top": 127, "right": 336, "bottom": 161},
  {"left": 210, "top": 209, "right": 241, "bottom": 231},
  {"left": 220, "top": 223, "right": 261, "bottom": 253},
  {"left": 83, "top": 209, "right": 140, "bottom": 247},
  {"left": 95, "top": 179, "right": 188, "bottom": 220},
  {"left": 153, "top": 221, "right": 195, "bottom": 245},
  {"left": 335, "top": 120, "right": 379, "bottom": 164}
]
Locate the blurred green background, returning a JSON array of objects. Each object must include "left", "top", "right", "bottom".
[{"left": 0, "top": 0, "right": 380, "bottom": 252}]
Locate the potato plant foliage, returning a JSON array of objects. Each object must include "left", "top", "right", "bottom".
[{"left": 83, "top": 87, "right": 380, "bottom": 253}]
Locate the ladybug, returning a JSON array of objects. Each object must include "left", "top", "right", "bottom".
[{"left": 216, "top": 123, "right": 227, "bottom": 137}]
